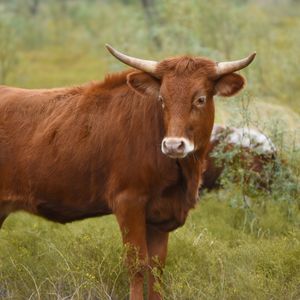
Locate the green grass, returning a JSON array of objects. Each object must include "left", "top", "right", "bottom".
[{"left": 1, "top": 191, "right": 299, "bottom": 300}]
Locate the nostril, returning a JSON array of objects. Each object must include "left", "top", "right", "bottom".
[
  {"left": 162, "top": 140, "right": 167, "bottom": 149},
  {"left": 177, "top": 141, "right": 185, "bottom": 151}
]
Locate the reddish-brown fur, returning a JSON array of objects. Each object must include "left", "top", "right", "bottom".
[{"left": 0, "top": 55, "right": 248, "bottom": 300}]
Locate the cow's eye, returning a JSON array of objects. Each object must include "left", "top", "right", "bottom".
[
  {"left": 193, "top": 96, "right": 206, "bottom": 108},
  {"left": 158, "top": 95, "right": 165, "bottom": 108}
]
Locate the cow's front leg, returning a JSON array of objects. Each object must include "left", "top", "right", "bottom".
[
  {"left": 146, "top": 225, "right": 169, "bottom": 300},
  {"left": 115, "top": 192, "right": 148, "bottom": 300}
]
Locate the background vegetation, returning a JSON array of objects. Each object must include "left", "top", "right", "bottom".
[{"left": 0, "top": 0, "right": 299, "bottom": 299}]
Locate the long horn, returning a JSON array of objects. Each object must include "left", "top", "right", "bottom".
[
  {"left": 106, "top": 44, "right": 159, "bottom": 77},
  {"left": 216, "top": 52, "right": 256, "bottom": 76}
]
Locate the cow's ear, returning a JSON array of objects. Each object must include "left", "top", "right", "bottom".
[
  {"left": 214, "top": 73, "right": 246, "bottom": 97},
  {"left": 127, "top": 71, "right": 160, "bottom": 97}
]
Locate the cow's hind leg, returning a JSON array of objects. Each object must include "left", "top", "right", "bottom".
[
  {"left": 146, "top": 225, "right": 169, "bottom": 300},
  {"left": 115, "top": 191, "right": 148, "bottom": 300}
]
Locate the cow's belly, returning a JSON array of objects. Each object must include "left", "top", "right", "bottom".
[
  {"left": 35, "top": 198, "right": 112, "bottom": 223},
  {"left": 0, "top": 189, "right": 112, "bottom": 223},
  {"left": 0, "top": 190, "right": 29, "bottom": 213}
]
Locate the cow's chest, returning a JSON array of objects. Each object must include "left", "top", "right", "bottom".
[{"left": 146, "top": 160, "right": 202, "bottom": 232}]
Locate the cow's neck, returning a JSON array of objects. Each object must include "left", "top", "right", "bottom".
[{"left": 176, "top": 150, "right": 203, "bottom": 208}]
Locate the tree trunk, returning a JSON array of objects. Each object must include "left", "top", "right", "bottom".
[
  {"left": 29, "top": 0, "right": 40, "bottom": 16},
  {"left": 140, "top": 0, "right": 161, "bottom": 49}
]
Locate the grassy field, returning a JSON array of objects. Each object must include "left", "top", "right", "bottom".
[
  {"left": 0, "top": 0, "right": 300, "bottom": 299},
  {"left": 0, "top": 190, "right": 299, "bottom": 299}
]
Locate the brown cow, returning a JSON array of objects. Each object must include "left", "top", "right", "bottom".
[
  {"left": 202, "top": 125, "right": 277, "bottom": 190},
  {"left": 0, "top": 45, "right": 255, "bottom": 300}
]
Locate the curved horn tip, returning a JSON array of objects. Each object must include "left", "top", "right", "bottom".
[
  {"left": 243, "top": 51, "right": 256, "bottom": 67},
  {"left": 105, "top": 44, "right": 115, "bottom": 54},
  {"left": 248, "top": 51, "right": 257, "bottom": 61}
]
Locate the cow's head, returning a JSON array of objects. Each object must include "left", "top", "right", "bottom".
[{"left": 106, "top": 45, "right": 256, "bottom": 159}]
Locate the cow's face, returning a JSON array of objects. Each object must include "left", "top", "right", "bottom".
[
  {"left": 127, "top": 58, "right": 246, "bottom": 159},
  {"left": 106, "top": 45, "right": 255, "bottom": 159}
]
